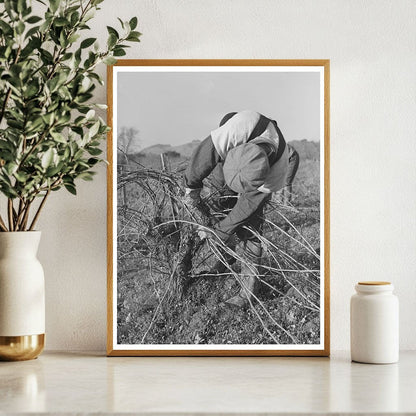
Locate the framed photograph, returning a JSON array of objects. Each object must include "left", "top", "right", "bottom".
[{"left": 107, "top": 60, "right": 330, "bottom": 356}]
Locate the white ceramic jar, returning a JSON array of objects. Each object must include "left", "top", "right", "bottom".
[{"left": 350, "top": 281, "right": 399, "bottom": 364}]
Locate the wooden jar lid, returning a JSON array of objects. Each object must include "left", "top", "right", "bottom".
[{"left": 358, "top": 281, "right": 391, "bottom": 285}]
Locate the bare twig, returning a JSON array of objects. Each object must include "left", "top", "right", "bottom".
[
  {"left": 140, "top": 265, "right": 176, "bottom": 344},
  {"left": 118, "top": 164, "right": 320, "bottom": 344},
  {"left": 209, "top": 240, "right": 298, "bottom": 343}
]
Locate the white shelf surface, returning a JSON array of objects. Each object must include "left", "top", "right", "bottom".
[{"left": 0, "top": 350, "right": 415, "bottom": 415}]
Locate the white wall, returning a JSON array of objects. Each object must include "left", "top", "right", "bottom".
[{"left": 37, "top": 0, "right": 416, "bottom": 351}]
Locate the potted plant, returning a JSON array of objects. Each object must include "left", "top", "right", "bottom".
[{"left": 0, "top": 0, "right": 140, "bottom": 360}]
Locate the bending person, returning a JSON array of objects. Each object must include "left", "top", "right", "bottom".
[{"left": 183, "top": 110, "right": 289, "bottom": 308}]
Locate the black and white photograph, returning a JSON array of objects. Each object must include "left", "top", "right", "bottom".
[{"left": 108, "top": 61, "right": 329, "bottom": 355}]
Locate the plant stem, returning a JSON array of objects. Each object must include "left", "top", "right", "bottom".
[
  {"left": 20, "top": 200, "right": 33, "bottom": 231},
  {"left": 7, "top": 199, "right": 14, "bottom": 231},
  {"left": 15, "top": 199, "right": 28, "bottom": 231},
  {"left": 14, "top": 199, "right": 23, "bottom": 230},
  {"left": 29, "top": 189, "right": 50, "bottom": 231},
  {"left": 0, "top": 214, "right": 8, "bottom": 231}
]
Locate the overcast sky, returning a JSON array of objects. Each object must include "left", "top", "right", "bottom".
[{"left": 117, "top": 71, "right": 320, "bottom": 151}]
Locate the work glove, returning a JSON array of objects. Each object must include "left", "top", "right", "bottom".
[
  {"left": 197, "top": 226, "right": 230, "bottom": 243},
  {"left": 197, "top": 228, "right": 212, "bottom": 241},
  {"left": 183, "top": 188, "right": 211, "bottom": 226}
]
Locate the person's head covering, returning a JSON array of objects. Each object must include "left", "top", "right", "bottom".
[
  {"left": 219, "top": 112, "right": 237, "bottom": 127},
  {"left": 223, "top": 143, "right": 270, "bottom": 193}
]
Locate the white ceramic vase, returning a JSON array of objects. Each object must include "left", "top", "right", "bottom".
[{"left": 0, "top": 231, "right": 45, "bottom": 360}]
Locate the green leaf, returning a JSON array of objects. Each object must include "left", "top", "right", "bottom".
[
  {"left": 25, "top": 117, "right": 44, "bottom": 133},
  {"left": 0, "top": 183, "right": 18, "bottom": 198},
  {"left": 4, "top": 0, "right": 16, "bottom": 19},
  {"left": 80, "top": 76, "right": 92, "bottom": 92},
  {"left": 76, "top": 160, "right": 90, "bottom": 169},
  {"left": 21, "top": 37, "right": 41, "bottom": 55},
  {"left": 48, "top": 76, "right": 60, "bottom": 92},
  {"left": 17, "top": 0, "right": 27, "bottom": 14},
  {"left": 88, "top": 72, "right": 103, "bottom": 85},
  {"left": 3, "top": 46, "right": 12, "bottom": 59},
  {"left": 74, "top": 115, "right": 86, "bottom": 125},
  {"left": 103, "top": 56, "right": 117, "bottom": 65},
  {"left": 45, "top": 164, "right": 63, "bottom": 177},
  {"left": 129, "top": 17, "right": 138, "bottom": 30},
  {"left": 0, "top": 141, "right": 14, "bottom": 152},
  {"left": 80, "top": 37, "right": 96, "bottom": 49},
  {"left": 22, "top": 5, "right": 32, "bottom": 17},
  {"left": 126, "top": 31, "right": 141, "bottom": 42},
  {"left": 77, "top": 171, "right": 95, "bottom": 181},
  {"left": 117, "top": 17, "right": 125, "bottom": 29},
  {"left": 16, "top": 21, "right": 25, "bottom": 35},
  {"left": 26, "top": 15, "right": 42, "bottom": 24},
  {"left": 59, "top": 30, "right": 67, "bottom": 47},
  {"left": 85, "top": 109, "right": 95, "bottom": 120},
  {"left": 70, "top": 11, "right": 80, "bottom": 26},
  {"left": 74, "top": 148, "right": 84, "bottom": 159},
  {"left": 23, "top": 81, "right": 39, "bottom": 98},
  {"left": 64, "top": 183, "right": 76, "bottom": 195},
  {"left": 88, "top": 120, "right": 100, "bottom": 137},
  {"left": 87, "top": 147, "right": 102, "bottom": 156},
  {"left": 0, "top": 20, "right": 13, "bottom": 35},
  {"left": 112, "top": 44, "right": 130, "bottom": 49},
  {"left": 83, "top": 9, "right": 95, "bottom": 22},
  {"left": 49, "top": 0, "right": 60, "bottom": 13},
  {"left": 65, "top": 5, "right": 80, "bottom": 15},
  {"left": 7, "top": 119, "right": 24, "bottom": 129},
  {"left": 106, "top": 26, "right": 119, "bottom": 38},
  {"left": 25, "top": 26, "right": 39, "bottom": 39},
  {"left": 56, "top": 112, "right": 71, "bottom": 125},
  {"left": 14, "top": 171, "right": 28, "bottom": 183},
  {"left": 71, "top": 126, "right": 84, "bottom": 136},
  {"left": 50, "top": 131, "right": 67, "bottom": 143},
  {"left": 54, "top": 17, "right": 69, "bottom": 27},
  {"left": 61, "top": 52, "right": 73, "bottom": 61},
  {"left": 68, "top": 33, "right": 80, "bottom": 44},
  {"left": 5, "top": 162, "right": 18, "bottom": 176},
  {"left": 87, "top": 157, "right": 99, "bottom": 166},
  {"left": 57, "top": 85, "right": 71, "bottom": 100},
  {"left": 40, "top": 48, "right": 54, "bottom": 64},
  {"left": 63, "top": 146, "right": 70, "bottom": 160},
  {"left": 107, "top": 33, "right": 117, "bottom": 49},
  {"left": 113, "top": 47, "right": 126, "bottom": 57},
  {"left": 41, "top": 148, "right": 54, "bottom": 169},
  {"left": 42, "top": 112, "right": 55, "bottom": 125},
  {"left": 73, "top": 52, "right": 83, "bottom": 66}
]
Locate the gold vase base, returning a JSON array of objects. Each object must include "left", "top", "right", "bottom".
[{"left": 0, "top": 334, "right": 45, "bottom": 361}]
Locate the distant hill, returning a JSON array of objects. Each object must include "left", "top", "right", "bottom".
[
  {"left": 136, "top": 140, "right": 202, "bottom": 159},
  {"left": 289, "top": 140, "right": 320, "bottom": 161},
  {"left": 133, "top": 138, "right": 319, "bottom": 162}
]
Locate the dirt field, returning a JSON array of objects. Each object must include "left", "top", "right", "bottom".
[{"left": 116, "top": 140, "right": 321, "bottom": 345}]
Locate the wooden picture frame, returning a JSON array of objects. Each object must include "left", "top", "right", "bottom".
[{"left": 107, "top": 60, "right": 330, "bottom": 356}]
